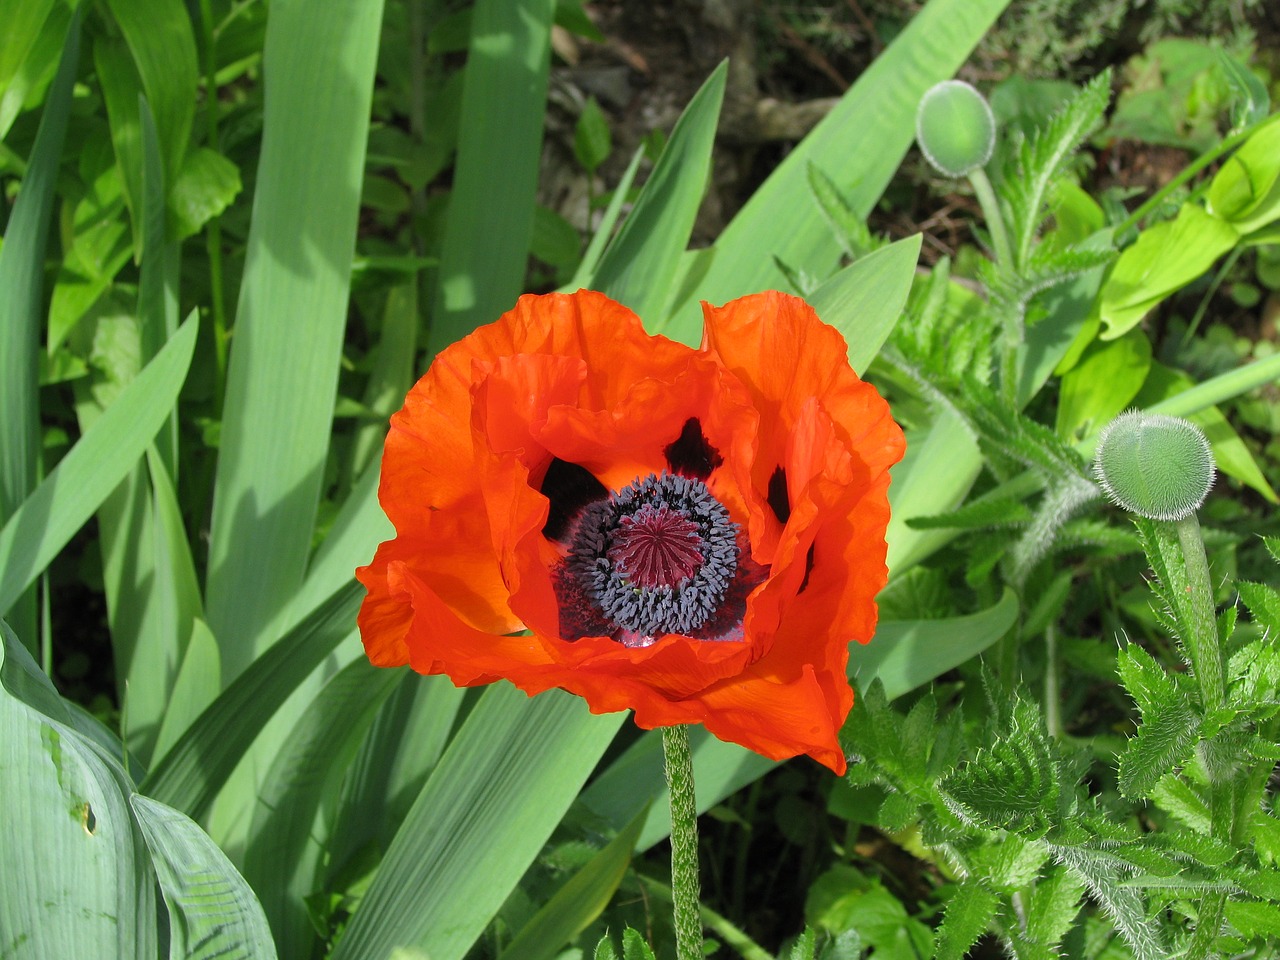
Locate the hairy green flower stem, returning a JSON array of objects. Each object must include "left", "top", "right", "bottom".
[
  {"left": 1161, "top": 513, "right": 1231, "bottom": 959},
  {"left": 1171, "top": 513, "right": 1225, "bottom": 714},
  {"left": 966, "top": 166, "right": 1020, "bottom": 404},
  {"left": 663, "top": 724, "right": 703, "bottom": 960}
]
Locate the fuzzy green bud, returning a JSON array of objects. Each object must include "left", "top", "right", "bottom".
[
  {"left": 1093, "top": 411, "right": 1215, "bottom": 521},
  {"left": 916, "top": 80, "right": 996, "bottom": 177}
]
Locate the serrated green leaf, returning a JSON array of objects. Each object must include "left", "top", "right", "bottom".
[
  {"left": 1150, "top": 773, "right": 1211, "bottom": 834},
  {"left": 940, "top": 707, "right": 1060, "bottom": 836},
  {"left": 807, "top": 162, "right": 879, "bottom": 259},
  {"left": 906, "top": 495, "right": 1034, "bottom": 530},
  {"left": 1004, "top": 71, "right": 1112, "bottom": 269},
  {"left": 1050, "top": 844, "right": 1167, "bottom": 960},
  {"left": 935, "top": 883, "right": 998, "bottom": 960},
  {"left": 1238, "top": 580, "right": 1280, "bottom": 632},
  {"left": 622, "top": 927, "right": 658, "bottom": 960},
  {"left": 1024, "top": 865, "right": 1084, "bottom": 949},
  {"left": 1116, "top": 643, "right": 1180, "bottom": 720},
  {"left": 788, "top": 926, "right": 818, "bottom": 960}
]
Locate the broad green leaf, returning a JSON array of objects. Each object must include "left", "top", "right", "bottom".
[
  {"left": 243, "top": 658, "right": 402, "bottom": 959},
  {"left": 1223, "top": 899, "right": 1280, "bottom": 939},
  {"left": 1, "top": 620, "right": 159, "bottom": 960},
  {"left": 0, "top": 1, "right": 67, "bottom": 142},
  {"left": 205, "top": 0, "right": 385, "bottom": 679},
  {"left": 497, "top": 808, "right": 648, "bottom": 960},
  {"left": 1145, "top": 349, "right": 1280, "bottom": 422},
  {"left": 1207, "top": 114, "right": 1280, "bottom": 234},
  {"left": 666, "top": 0, "right": 1011, "bottom": 331},
  {"left": 93, "top": 36, "right": 146, "bottom": 249},
  {"left": 151, "top": 618, "right": 220, "bottom": 763},
  {"left": 140, "top": 580, "right": 364, "bottom": 820},
  {"left": 0, "top": 9, "right": 77, "bottom": 647},
  {"left": 848, "top": 587, "right": 1019, "bottom": 700},
  {"left": 1135, "top": 361, "right": 1279, "bottom": 503},
  {"left": 169, "top": 146, "right": 243, "bottom": 240},
  {"left": 131, "top": 794, "right": 278, "bottom": 960},
  {"left": 0, "top": 316, "right": 197, "bottom": 616},
  {"left": 593, "top": 61, "right": 726, "bottom": 330},
  {"left": 430, "top": 0, "right": 556, "bottom": 350},
  {"left": 330, "top": 685, "right": 625, "bottom": 960},
  {"left": 1098, "top": 204, "right": 1239, "bottom": 340},
  {"left": 0, "top": 0, "right": 54, "bottom": 98},
  {"left": 574, "top": 95, "right": 611, "bottom": 173},
  {"left": 1055, "top": 329, "right": 1152, "bottom": 440},
  {"left": 810, "top": 234, "right": 921, "bottom": 375},
  {"left": 885, "top": 410, "right": 984, "bottom": 576},
  {"left": 102, "top": 0, "right": 197, "bottom": 185}
]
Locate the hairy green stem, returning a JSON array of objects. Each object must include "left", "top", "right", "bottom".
[
  {"left": 663, "top": 724, "right": 703, "bottom": 960},
  {"left": 1044, "top": 622, "right": 1061, "bottom": 739},
  {"left": 1174, "top": 514, "right": 1224, "bottom": 713}
]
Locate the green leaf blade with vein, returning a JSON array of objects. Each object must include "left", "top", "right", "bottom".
[
  {"left": 665, "top": 0, "right": 1011, "bottom": 332},
  {"left": 0, "top": 316, "right": 197, "bottom": 616},
  {"left": 591, "top": 61, "right": 726, "bottom": 329},
  {"left": 0, "top": 9, "right": 78, "bottom": 646},
  {"left": 430, "top": 0, "right": 556, "bottom": 351},
  {"left": 204, "top": 0, "right": 385, "bottom": 679},
  {"left": 934, "top": 883, "right": 999, "bottom": 960},
  {"left": 329, "top": 685, "right": 625, "bottom": 960}
]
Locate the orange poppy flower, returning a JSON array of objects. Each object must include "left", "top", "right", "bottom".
[{"left": 356, "top": 290, "right": 904, "bottom": 773}]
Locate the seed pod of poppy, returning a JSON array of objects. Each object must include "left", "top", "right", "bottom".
[
  {"left": 1093, "top": 411, "right": 1215, "bottom": 521},
  {"left": 916, "top": 80, "right": 996, "bottom": 177}
]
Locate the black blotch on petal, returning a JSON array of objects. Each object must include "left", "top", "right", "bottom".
[
  {"left": 767, "top": 466, "right": 790, "bottom": 525},
  {"left": 541, "top": 458, "right": 608, "bottom": 542},
  {"left": 664, "top": 417, "right": 723, "bottom": 481},
  {"left": 798, "top": 543, "right": 816, "bottom": 594}
]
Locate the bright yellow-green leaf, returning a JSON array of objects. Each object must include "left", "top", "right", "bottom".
[
  {"left": 1208, "top": 114, "right": 1280, "bottom": 232},
  {"left": 1099, "top": 203, "right": 1239, "bottom": 339},
  {"left": 1056, "top": 329, "right": 1152, "bottom": 440}
]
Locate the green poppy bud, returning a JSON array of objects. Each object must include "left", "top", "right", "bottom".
[
  {"left": 916, "top": 80, "right": 996, "bottom": 177},
  {"left": 1093, "top": 411, "right": 1215, "bottom": 521}
]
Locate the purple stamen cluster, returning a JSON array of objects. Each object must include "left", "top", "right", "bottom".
[{"left": 565, "top": 473, "right": 739, "bottom": 639}]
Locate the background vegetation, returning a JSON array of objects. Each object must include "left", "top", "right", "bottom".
[{"left": 2, "top": 0, "right": 1280, "bottom": 957}]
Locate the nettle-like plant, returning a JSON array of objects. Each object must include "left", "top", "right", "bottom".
[{"left": 840, "top": 416, "right": 1280, "bottom": 958}]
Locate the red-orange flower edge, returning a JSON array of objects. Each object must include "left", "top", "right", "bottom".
[{"left": 356, "top": 290, "right": 905, "bottom": 774}]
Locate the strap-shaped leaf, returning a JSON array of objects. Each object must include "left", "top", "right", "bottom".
[{"left": 0, "top": 315, "right": 197, "bottom": 615}]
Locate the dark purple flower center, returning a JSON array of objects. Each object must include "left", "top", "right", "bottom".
[{"left": 563, "top": 473, "right": 738, "bottom": 640}]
